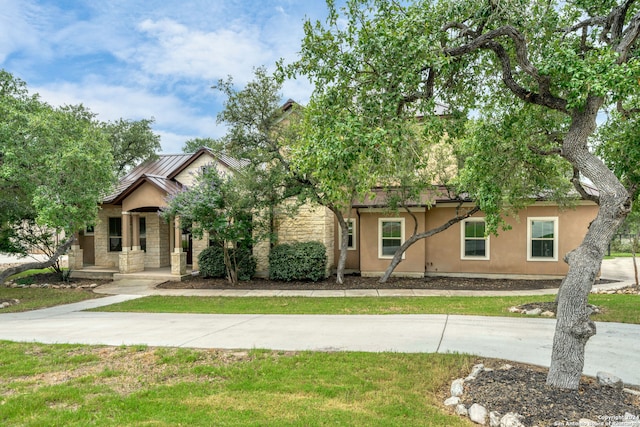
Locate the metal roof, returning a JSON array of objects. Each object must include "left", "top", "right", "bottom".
[{"left": 103, "top": 148, "right": 244, "bottom": 204}]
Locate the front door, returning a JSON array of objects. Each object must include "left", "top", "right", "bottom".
[
  {"left": 79, "top": 227, "right": 95, "bottom": 265},
  {"left": 182, "top": 228, "right": 193, "bottom": 265}
]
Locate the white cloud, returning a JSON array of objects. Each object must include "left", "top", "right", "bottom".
[{"left": 133, "top": 18, "right": 273, "bottom": 84}]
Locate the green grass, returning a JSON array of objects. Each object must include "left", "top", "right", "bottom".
[
  {"left": 0, "top": 341, "right": 475, "bottom": 426},
  {"left": 0, "top": 287, "right": 102, "bottom": 313},
  {"left": 91, "top": 293, "right": 640, "bottom": 323}
]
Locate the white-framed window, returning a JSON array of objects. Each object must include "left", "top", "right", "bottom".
[
  {"left": 378, "top": 218, "right": 405, "bottom": 259},
  {"left": 461, "top": 218, "right": 490, "bottom": 260},
  {"left": 338, "top": 218, "right": 357, "bottom": 250},
  {"left": 527, "top": 217, "right": 558, "bottom": 261}
]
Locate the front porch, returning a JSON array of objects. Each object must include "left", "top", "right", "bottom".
[{"left": 70, "top": 265, "right": 195, "bottom": 282}]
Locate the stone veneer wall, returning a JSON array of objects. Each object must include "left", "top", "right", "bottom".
[
  {"left": 94, "top": 205, "right": 122, "bottom": 267},
  {"left": 192, "top": 230, "right": 209, "bottom": 271},
  {"left": 144, "top": 213, "right": 170, "bottom": 268}
]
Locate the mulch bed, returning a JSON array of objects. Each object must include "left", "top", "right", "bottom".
[
  {"left": 158, "top": 275, "right": 570, "bottom": 290},
  {"left": 457, "top": 361, "right": 640, "bottom": 426}
]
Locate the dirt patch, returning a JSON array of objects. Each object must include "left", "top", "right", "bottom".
[{"left": 453, "top": 361, "right": 640, "bottom": 426}]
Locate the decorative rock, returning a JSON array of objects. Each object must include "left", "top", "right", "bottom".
[
  {"left": 499, "top": 364, "right": 513, "bottom": 371},
  {"left": 455, "top": 404, "right": 468, "bottom": 416},
  {"left": 90, "top": 283, "right": 99, "bottom": 288},
  {"left": 508, "top": 306, "right": 520, "bottom": 313},
  {"left": 489, "top": 411, "right": 501, "bottom": 427},
  {"left": 444, "top": 396, "right": 461, "bottom": 406},
  {"left": 541, "top": 311, "right": 555, "bottom": 317},
  {"left": 30, "top": 284, "right": 39, "bottom": 288},
  {"left": 468, "top": 403, "right": 488, "bottom": 425},
  {"left": 0, "top": 302, "right": 9, "bottom": 309},
  {"left": 501, "top": 413, "right": 525, "bottom": 427},
  {"left": 469, "top": 364, "right": 484, "bottom": 379},
  {"left": 451, "top": 378, "right": 465, "bottom": 397},
  {"left": 524, "top": 308, "right": 542, "bottom": 315},
  {"left": 597, "top": 371, "right": 624, "bottom": 390}
]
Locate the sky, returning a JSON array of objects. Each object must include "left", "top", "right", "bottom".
[{"left": 0, "top": 0, "right": 334, "bottom": 153}]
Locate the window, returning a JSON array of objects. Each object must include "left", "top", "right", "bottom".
[
  {"left": 528, "top": 217, "right": 558, "bottom": 261},
  {"left": 108, "top": 217, "right": 122, "bottom": 252},
  {"left": 461, "top": 219, "right": 489, "bottom": 260},
  {"left": 139, "top": 217, "right": 146, "bottom": 252},
  {"left": 378, "top": 218, "right": 404, "bottom": 259},
  {"left": 84, "top": 225, "right": 95, "bottom": 236},
  {"left": 338, "top": 218, "right": 357, "bottom": 250}
]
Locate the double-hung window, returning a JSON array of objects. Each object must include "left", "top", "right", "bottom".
[
  {"left": 528, "top": 217, "right": 558, "bottom": 261},
  {"left": 338, "top": 218, "right": 357, "bottom": 250},
  {"left": 108, "top": 217, "right": 122, "bottom": 252},
  {"left": 378, "top": 218, "right": 404, "bottom": 259},
  {"left": 461, "top": 219, "right": 489, "bottom": 260}
]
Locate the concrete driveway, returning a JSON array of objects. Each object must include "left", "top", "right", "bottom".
[{"left": 0, "top": 257, "right": 638, "bottom": 386}]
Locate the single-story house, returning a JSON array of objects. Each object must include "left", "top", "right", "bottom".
[{"left": 68, "top": 148, "right": 598, "bottom": 281}]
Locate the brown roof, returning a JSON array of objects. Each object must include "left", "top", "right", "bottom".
[{"left": 103, "top": 148, "right": 244, "bottom": 204}]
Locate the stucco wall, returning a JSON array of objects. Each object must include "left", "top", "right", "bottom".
[
  {"left": 358, "top": 209, "right": 427, "bottom": 277},
  {"left": 423, "top": 203, "right": 599, "bottom": 278}
]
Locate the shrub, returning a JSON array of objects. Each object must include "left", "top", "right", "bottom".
[
  {"left": 198, "top": 245, "right": 256, "bottom": 281},
  {"left": 269, "top": 241, "right": 327, "bottom": 282}
]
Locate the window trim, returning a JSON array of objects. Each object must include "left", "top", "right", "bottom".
[
  {"left": 460, "top": 218, "right": 490, "bottom": 260},
  {"left": 378, "top": 218, "right": 405, "bottom": 259},
  {"left": 337, "top": 218, "right": 357, "bottom": 251},
  {"left": 527, "top": 217, "right": 559, "bottom": 262}
]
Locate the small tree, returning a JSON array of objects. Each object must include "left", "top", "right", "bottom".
[{"left": 163, "top": 166, "right": 254, "bottom": 285}]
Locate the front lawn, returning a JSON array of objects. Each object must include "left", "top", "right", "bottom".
[
  {"left": 0, "top": 341, "right": 475, "bottom": 426},
  {"left": 91, "top": 294, "right": 640, "bottom": 324}
]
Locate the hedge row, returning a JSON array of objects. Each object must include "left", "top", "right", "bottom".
[{"left": 268, "top": 241, "right": 327, "bottom": 282}]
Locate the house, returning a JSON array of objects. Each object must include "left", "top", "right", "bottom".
[
  {"left": 334, "top": 187, "right": 599, "bottom": 279},
  {"left": 68, "top": 143, "right": 597, "bottom": 281}
]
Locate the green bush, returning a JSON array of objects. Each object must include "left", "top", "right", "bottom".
[
  {"left": 269, "top": 241, "right": 327, "bottom": 282},
  {"left": 198, "top": 245, "right": 256, "bottom": 281}
]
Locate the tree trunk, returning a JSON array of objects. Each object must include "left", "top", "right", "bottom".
[
  {"left": 0, "top": 235, "right": 76, "bottom": 284},
  {"left": 378, "top": 206, "right": 480, "bottom": 283},
  {"left": 330, "top": 207, "right": 349, "bottom": 285},
  {"left": 632, "top": 236, "right": 638, "bottom": 288},
  {"left": 547, "top": 101, "right": 631, "bottom": 389}
]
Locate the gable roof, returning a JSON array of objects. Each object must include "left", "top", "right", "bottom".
[{"left": 103, "top": 147, "right": 244, "bottom": 205}]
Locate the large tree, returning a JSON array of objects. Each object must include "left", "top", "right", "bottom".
[
  {"left": 102, "top": 117, "right": 160, "bottom": 178},
  {"left": 289, "top": 0, "right": 640, "bottom": 389},
  {"left": 0, "top": 70, "right": 115, "bottom": 282}
]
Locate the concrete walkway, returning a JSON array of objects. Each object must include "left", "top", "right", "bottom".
[{"left": 1, "top": 258, "right": 638, "bottom": 386}]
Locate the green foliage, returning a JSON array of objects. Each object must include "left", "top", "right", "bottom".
[
  {"left": 163, "top": 166, "right": 254, "bottom": 284},
  {"left": 269, "top": 241, "right": 327, "bottom": 282},
  {"left": 0, "top": 70, "right": 115, "bottom": 256},
  {"left": 198, "top": 245, "right": 256, "bottom": 281},
  {"left": 102, "top": 117, "right": 160, "bottom": 178}
]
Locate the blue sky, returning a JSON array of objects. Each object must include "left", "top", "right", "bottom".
[{"left": 0, "top": 0, "right": 333, "bottom": 153}]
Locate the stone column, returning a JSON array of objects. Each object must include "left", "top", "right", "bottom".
[
  {"left": 132, "top": 213, "right": 140, "bottom": 251},
  {"left": 121, "top": 211, "right": 131, "bottom": 252},
  {"left": 119, "top": 211, "right": 144, "bottom": 273},
  {"left": 68, "top": 231, "right": 84, "bottom": 270},
  {"left": 171, "top": 215, "right": 186, "bottom": 275}
]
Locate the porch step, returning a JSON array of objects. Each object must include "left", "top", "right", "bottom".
[{"left": 70, "top": 270, "right": 116, "bottom": 280}]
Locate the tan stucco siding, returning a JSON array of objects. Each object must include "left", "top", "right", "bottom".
[
  {"left": 332, "top": 209, "right": 360, "bottom": 271},
  {"left": 423, "top": 203, "right": 599, "bottom": 277},
  {"left": 123, "top": 182, "right": 168, "bottom": 212},
  {"left": 358, "top": 210, "right": 427, "bottom": 276},
  {"left": 174, "top": 153, "right": 227, "bottom": 187}
]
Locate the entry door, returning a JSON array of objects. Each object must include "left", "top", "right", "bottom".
[
  {"left": 182, "top": 229, "right": 193, "bottom": 265},
  {"left": 79, "top": 227, "right": 95, "bottom": 265}
]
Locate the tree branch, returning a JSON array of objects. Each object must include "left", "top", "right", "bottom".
[
  {"left": 444, "top": 26, "right": 568, "bottom": 113},
  {"left": 571, "top": 167, "right": 600, "bottom": 204},
  {"left": 0, "top": 235, "right": 76, "bottom": 284}
]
